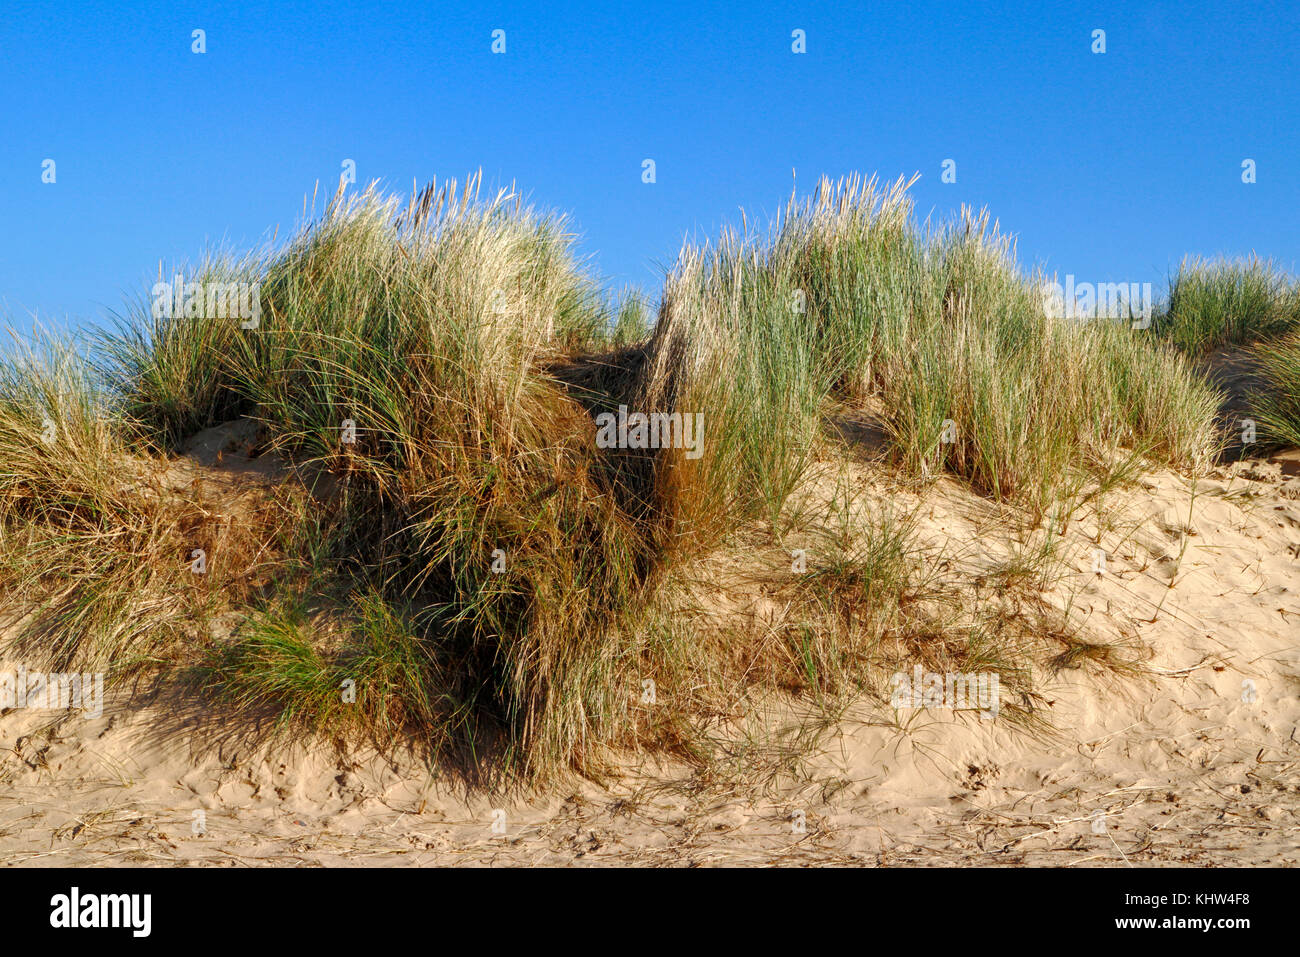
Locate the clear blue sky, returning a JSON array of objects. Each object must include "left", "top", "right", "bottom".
[{"left": 2, "top": 0, "right": 1297, "bottom": 332}]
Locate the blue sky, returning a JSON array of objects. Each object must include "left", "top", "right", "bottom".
[{"left": 1, "top": 0, "right": 1297, "bottom": 332}]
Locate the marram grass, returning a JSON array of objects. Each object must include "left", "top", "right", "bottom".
[{"left": 0, "top": 172, "right": 1278, "bottom": 779}]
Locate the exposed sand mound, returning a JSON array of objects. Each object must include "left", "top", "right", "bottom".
[{"left": 3, "top": 451, "right": 1295, "bottom": 866}]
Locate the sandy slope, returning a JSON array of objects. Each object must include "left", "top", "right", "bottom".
[{"left": 1, "top": 451, "right": 1296, "bottom": 867}]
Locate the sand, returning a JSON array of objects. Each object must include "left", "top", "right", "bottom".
[{"left": 1, "top": 445, "right": 1297, "bottom": 867}]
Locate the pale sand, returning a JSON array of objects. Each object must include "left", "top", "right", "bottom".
[{"left": 1, "top": 451, "right": 1296, "bottom": 867}]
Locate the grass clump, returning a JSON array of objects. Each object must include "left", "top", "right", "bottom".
[
  {"left": 96, "top": 176, "right": 663, "bottom": 777},
  {"left": 234, "top": 179, "right": 661, "bottom": 775},
  {"left": 1156, "top": 256, "right": 1299, "bottom": 354},
  {"left": 636, "top": 175, "right": 1222, "bottom": 524},
  {"left": 1250, "top": 331, "right": 1300, "bottom": 447},
  {"left": 633, "top": 239, "right": 825, "bottom": 551},
  {"left": 95, "top": 253, "right": 262, "bottom": 451},
  {"left": 196, "top": 589, "right": 477, "bottom": 754},
  {"left": 800, "top": 194, "right": 1220, "bottom": 512},
  {"left": 0, "top": 330, "right": 295, "bottom": 676},
  {"left": 1148, "top": 257, "right": 1300, "bottom": 452}
]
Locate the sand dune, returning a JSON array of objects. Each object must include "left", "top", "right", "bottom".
[{"left": 3, "top": 445, "right": 1295, "bottom": 867}]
